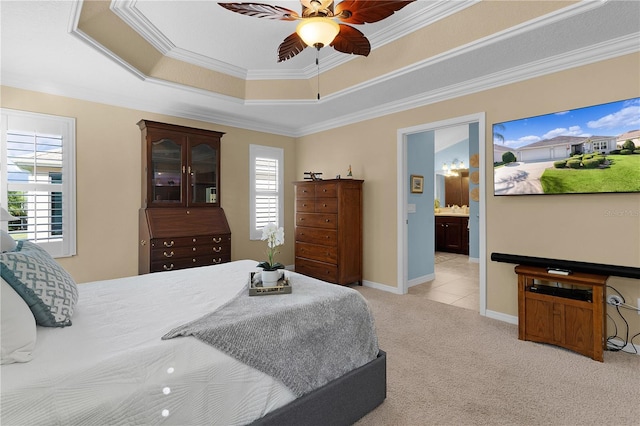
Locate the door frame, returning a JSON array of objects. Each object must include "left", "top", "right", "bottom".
[{"left": 396, "top": 112, "right": 487, "bottom": 316}]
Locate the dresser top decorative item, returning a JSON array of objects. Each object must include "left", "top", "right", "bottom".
[{"left": 303, "top": 171, "right": 323, "bottom": 181}]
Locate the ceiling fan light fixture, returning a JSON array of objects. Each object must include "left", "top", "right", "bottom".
[{"left": 296, "top": 17, "right": 340, "bottom": 48}]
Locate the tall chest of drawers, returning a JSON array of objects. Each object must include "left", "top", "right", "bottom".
[{"left": 294, "top": 179, "right": 363, "bottom": 285}]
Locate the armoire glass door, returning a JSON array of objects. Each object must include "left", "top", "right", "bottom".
[
  {"left": 189, "top": 141, "right": 218, "bottom": 205},
  {"left": 151, "top": 138, "right": 182, "bottom": 204}
]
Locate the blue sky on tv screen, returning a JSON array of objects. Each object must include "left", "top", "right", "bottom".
[{"left": 493, "top": 97, "right": 640, "bottom": 149}]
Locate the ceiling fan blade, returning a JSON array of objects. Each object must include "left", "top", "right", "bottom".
[
  {"left": 335, "top": 0, "right": 415, "bottom": 24},
  {"left": 218, "top": 3, "right": 299, "bottom": 20},
  {"left": 330, "top": 25, "right": 371, "bottom": 57},
  {"left": 278, "top": 32, "right": 307, "bottom": 62}
]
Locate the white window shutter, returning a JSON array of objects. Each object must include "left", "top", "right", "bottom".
[
  {"left": 250, "top": 145, "right": 283, "bottom": 240},
  {"left": 1, "top": 109, "right": 76, "bottom": 257}
]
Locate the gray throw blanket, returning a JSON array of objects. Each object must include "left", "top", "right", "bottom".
[{"left": 162, "top": 278, "right": 379, "bottom": 397}]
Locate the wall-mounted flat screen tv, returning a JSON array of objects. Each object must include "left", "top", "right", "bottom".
[{"left": 493, "top": 97, "right": 640, "bottom": 196}]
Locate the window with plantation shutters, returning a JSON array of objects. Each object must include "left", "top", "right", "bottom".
[
  {"left": 250, "top": 145, "right": 283, "bottom": 240},
  {"left": 1, "top": 109, "right": 76, "bottom": 258}
]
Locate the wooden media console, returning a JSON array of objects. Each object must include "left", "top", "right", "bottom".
[{"left": 515, "top": 265, "right": 607, "bottom": 362}]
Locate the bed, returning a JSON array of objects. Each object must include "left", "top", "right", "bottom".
[{"left": 0, "top": 241, "right": 385, "bottom": 426}]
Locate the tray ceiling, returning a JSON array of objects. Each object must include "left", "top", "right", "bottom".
[{"left": 1, "top": 0, "right": 639, "bottom": 137}]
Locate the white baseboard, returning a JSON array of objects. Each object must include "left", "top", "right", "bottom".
[
  {"left": 362, "top": 280, "right": 405, "bottom": 294},
  {"left": 485, "top": 309, "right": 518, "bottom": 325},
  {"left": 408, "top": 273, "right": 435, "bottom": 288},
  {"left": 362, "top": 274, "right": 435, "bottom": 294}
]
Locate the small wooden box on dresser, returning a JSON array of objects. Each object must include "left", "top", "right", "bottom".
[
  {"left": 294, "top": 179, "right": 363, "bottom": 285},
  {"left": 138, "top": 120, "right": 231, "bottom": 274}
]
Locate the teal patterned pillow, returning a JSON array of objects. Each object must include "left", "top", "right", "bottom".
[{"left": 0, "top": 241, "right": 78, "bottom": 327}]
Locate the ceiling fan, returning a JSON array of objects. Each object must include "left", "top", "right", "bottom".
[{"left": 218, "top": 0, "right": 416, "bottom": 62}]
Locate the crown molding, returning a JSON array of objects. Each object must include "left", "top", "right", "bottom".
[
  {"left": 111, "top": 0, "right": 251, "bottom": 79},
  {"left": 110, "top": 0, "right": 173, "bottom": 54},
  {"left": 24, "top": 0, "right": 637, "bottom": 138},
  {"left": 3, "top": 30, "right": 635, "bottom": 139},
  {"left": 110, "top": 0, "right": 477, "bottom": 81},
  {"left": 243, "top": 0, "right": 620, "bottom": 108},
  {"left": 299, "top": 0, "right": 612, "bottom": 106},
  {"left": 247, "top": 0, "right": 479, "bottom": 80},
  {"left": 296, "top": 33, "right": 639, "bottom": 137},
  {"left": 81, "top": 0, "right": 613, "bottom": 104},
  {"left": 367, "top": 0, "right": 478, "bottom": 49}
]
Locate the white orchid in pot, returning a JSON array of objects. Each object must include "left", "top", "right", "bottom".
[{"left": 257, "top": 223, "right": 285, "bottom": 286}]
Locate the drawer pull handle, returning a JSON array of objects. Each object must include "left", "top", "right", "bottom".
[
  {"left": 300, "top": 218, "right": 304, "bottom": 221},
  {"left": 193, "top": 258, "right": 197, "bottom": 263},
  {"left": 323, "top": 189, "right": 327, "bottom": 192},
  {"left": 192, "top": 247, "right": 197, "bottom": 252},
  {"left": 303, "top": 203, "right": 307, "bottom": 207},
  {"left": 192, "top": 238, "right": 197, "bottom": 242},
  {"left": 213, "top": 246, "right": 222, "bottom": 253},
  {"left": 323, "top": 203, "right": 327, "bottom": 207},
  {"left": 213, "top": 237, "right": 222, "bottom": 243},
  {"left": 164, "top": 241, "right": 174, "bottom": 248},
  {"left": 140, "top": 240, "right": 146, "bottom": 246},
  {"left": 325, "top": 219, "right": 330, "bottom": 223},
  {"left": 163, "top": 251, "right": 174, "bottom": 258},
  {"left": 213, "top": 258, "right": 222, "bottom": 264},
  {"left": 163, "top": 263, "right": 174, "bottom": 271}
]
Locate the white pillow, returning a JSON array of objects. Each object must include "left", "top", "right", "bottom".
[
  {"left": 0, "top": 229, "right": 16, "bottom": 252},
  {"left": 1, "top": 278, "right": 37, "bottom": 364}
]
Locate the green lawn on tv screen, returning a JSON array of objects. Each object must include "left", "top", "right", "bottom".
[{"left": 540, "top": 154, "right": 640, "bottom": 194}]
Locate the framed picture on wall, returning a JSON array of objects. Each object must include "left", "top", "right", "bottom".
[{"left": 410, "top": 175, "right": 424, "bottom": 193}]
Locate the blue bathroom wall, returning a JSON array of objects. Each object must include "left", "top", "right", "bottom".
[
  {"left": 468, "top": 122, "right": 480, "bottom": 260},
  {"left": 407, "top": 131, "right": 435, "bottom": 281}
]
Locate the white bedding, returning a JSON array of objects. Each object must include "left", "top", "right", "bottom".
[{"left": 1, "top": 260, "right": 297, "bottom": 425}]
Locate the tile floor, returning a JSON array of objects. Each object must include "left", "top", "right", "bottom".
[{"left": 409, "top": 252, "right": 480, "bottom": 311}]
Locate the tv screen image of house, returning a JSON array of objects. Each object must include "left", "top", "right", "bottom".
[{"left": 493, "top": 97, "right": 640, "bottom": 196}]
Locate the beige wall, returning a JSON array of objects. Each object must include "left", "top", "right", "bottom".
[
  {"left": 2, "top": 52, "right": 639, "bottom": 339},
  {"left": 1, "top": 86, "right": 296, "bottom": 284},
  {"left": 295, "top": 53, "right": 640, "bottom": 336}
]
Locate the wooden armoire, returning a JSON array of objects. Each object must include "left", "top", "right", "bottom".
[{"left": 137, "top": 120, "right": 231, "bottom": 274}]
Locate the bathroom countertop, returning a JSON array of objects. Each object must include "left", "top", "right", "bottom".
[
  {"left": 434, "top": 208, "right": 469, "bottom": 217},
  {"left": 434, "top": 212, "right": 469, "bottom": 217}
]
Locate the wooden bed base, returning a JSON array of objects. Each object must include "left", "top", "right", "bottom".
[{"left": 251, "top": 350, "right": 387, "bottom": 426}]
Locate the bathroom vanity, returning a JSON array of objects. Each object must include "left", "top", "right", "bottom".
[{"left": 435, "top": 208, "right": 469, "bottom": 254}]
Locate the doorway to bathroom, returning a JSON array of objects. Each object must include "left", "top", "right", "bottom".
[
  {"left": 432, "top": 125, "right": 479, "bottom": 310},
  {"left": 396, "top": 113, "right": 486, "bottom": 316}
]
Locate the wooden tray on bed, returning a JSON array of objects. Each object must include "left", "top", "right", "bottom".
[{"left": 249, "top": 272, "right": 292, "bottom": 296}]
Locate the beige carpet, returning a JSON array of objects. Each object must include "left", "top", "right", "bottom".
[{"left": 354, "top": 285, "right": 640, "bottom": 425}]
